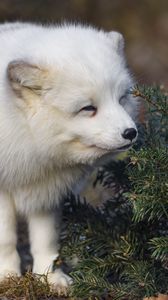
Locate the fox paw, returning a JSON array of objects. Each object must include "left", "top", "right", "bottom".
[{"left": 47, "top": 269, "right": 73, "bottom": 295}]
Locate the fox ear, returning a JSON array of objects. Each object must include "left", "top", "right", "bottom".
[
  {"left": 108, "top": 31, "right": 124, "bottom": 54},
  {"left": 7, "top": 60, "right": 48, "bottom": 96}
]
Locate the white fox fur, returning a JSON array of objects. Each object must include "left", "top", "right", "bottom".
[{"left": 0, "top": 22, "right": 138, "bottom": 288}]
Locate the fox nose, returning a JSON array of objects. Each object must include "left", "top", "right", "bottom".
[{"left": 122, "top": 128, "right": 137, "bottom": 141}]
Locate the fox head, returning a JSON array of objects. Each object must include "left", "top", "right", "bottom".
[{"left": 7, "top": 26, "right": 138, "bottom": 166}]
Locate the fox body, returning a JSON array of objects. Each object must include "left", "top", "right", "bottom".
[{"left": 0, "top": 22, "right": 137, "bottom": 287}]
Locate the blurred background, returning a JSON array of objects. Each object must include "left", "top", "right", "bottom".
[{"left": 0, "top": 0, "right": 168, "bottom": 85}]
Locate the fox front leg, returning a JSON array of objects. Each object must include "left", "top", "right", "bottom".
[
  {"left": 0, "top": 192, "right": 21, "bottom": 279},
  {"left": 28, "top": 209, "right": 72, "bottom": 291}
]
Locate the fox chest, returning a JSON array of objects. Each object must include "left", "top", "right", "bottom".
[{"left": 12, "top": 170, "right": 80, "bottom": 215}]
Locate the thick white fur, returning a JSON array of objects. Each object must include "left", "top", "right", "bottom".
[{"left": 0, "top": 22, "right": 138, "bottom": 288}]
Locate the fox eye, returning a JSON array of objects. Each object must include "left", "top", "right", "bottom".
[
  {"left": 119, "top": 95, "right": 127, "bottom": 105},
  {"left": 79, "top": 105, "right": 97, "bottom": 116},
  {"left": 81, "top": 105, "right": 96, "bottom": 112}
]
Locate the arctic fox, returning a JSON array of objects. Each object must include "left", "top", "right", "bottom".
[{"left": 0, "top": 22, "right": 137, "bottom": 288}]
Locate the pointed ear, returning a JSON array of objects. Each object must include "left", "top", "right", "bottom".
[
  {"left": 107, "top": 31, "right": 124, "bottom": 54},
  {"left": 7, "top": 60, "right": 48, "bottom": 96}
]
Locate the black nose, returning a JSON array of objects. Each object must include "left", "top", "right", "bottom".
[{"left": 122, "top": 128, "right": 137, "bottom": 141}]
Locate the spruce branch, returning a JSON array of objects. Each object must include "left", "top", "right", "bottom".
[
  {"left": 131, "top": 85, "right": 168, "bottom": 116},
  {"left": 150, "top": 237, "right": 168, "bottom": 261}
]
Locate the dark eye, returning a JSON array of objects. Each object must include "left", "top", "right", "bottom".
[
  {"left": 79, "top": 105, "right": 97, "bottom": 116},
  {"left": 119, "top": 95, "right": 127, "bottom": 105},
  {"left": 81, "top": 105, "right": 97, "bottom": 112}
]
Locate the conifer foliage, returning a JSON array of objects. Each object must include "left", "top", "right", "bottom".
[{"left": 61, "top": 85, "right": 168, "bottom": 299}]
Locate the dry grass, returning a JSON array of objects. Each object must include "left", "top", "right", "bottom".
[{"left": 0, "top": 272, "right": 70, "bottom": 300}]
